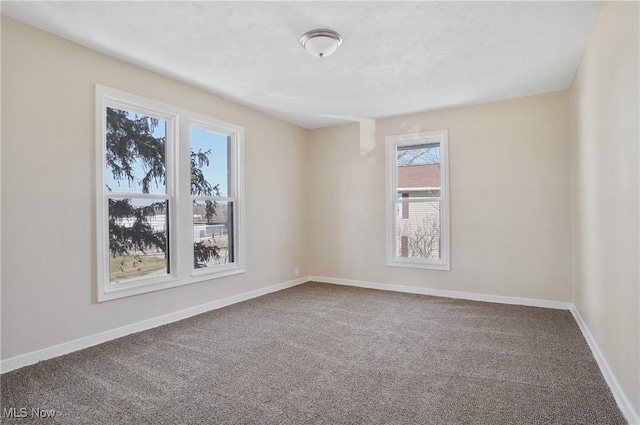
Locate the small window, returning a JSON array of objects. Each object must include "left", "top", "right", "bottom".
[
  {"left": 96, "top": 86, "right": 245, "bottom": 301},
  {"left": 385, "top": 130, "right": 450, "bottom": 270}
]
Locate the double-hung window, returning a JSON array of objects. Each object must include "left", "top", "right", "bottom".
[
  {"left": 386, "top": 129, "right": 450, "bottom": 270},
  {"left": 190, "top": 120, "right": 241, "bottom": 275},
  {"left": 96, "top": 86, "right": 245, "bottom": 301}
]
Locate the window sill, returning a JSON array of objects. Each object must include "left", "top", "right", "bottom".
[
  {"left": 387, "top": 258, "right": 450, "bottom": 271},
  {"left": 98, "top": 265, "right": 245, "bottom": 302}
]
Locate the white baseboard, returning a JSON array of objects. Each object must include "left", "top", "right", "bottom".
[
  {"left": 310, "top": 276, "right": 638, "bottom": 425},
  {"left": 4, "top": 275, "right": 637, "bottom": 425},
  {"left": 570, "top": 305, "right": 639, "bottom": 425},
  {"left": 1, "top": 276, "right": 309, "bottom": 374},
  {"left": 309, "top": 276, "right": 572, "bottom": 310}
]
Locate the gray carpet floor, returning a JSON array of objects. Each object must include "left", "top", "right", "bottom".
[{"left": 1, "top": 282, "right": 627, "bottom": 424}]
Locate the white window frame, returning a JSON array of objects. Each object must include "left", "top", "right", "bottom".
[
  {"left": 96, "top": 85, "right": 245, "bottom": 302},
  {"left": 188, "top": 115, "right": 245, "bottom": 279},
  {"left": 385, "top": 129, "right": 450, "bottom": 271}
]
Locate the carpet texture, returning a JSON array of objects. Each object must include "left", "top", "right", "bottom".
[{"left": 1, "top": 282, "right": 627, "bottom": 424}]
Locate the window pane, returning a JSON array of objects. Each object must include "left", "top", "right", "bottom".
[
  {"left": 193, "top": 200, "right": 234, "bottom": 269},
  {"left": 191, "top": 127, "right": 229, "bottom": 197},
  {"left": 397, "top": 144, "right": 440, "bottom": 192},
  {"left": 105, "top": 107, "right": 167, "bottom": 194},
  {"left": 108, "top": 198, "right": 169, "bottom": 283},
  {"left": 396, "top": 201, "right": 441, "bottom": 259}
]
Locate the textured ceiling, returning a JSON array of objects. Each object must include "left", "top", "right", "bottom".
[{"left": 2, "top": 1, "right": 602, "bottom": 129}]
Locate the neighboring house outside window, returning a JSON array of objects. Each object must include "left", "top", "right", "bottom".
[
  {"left": 386, "top": 130, "right": 450, "bottom": 270},
  {"left": 96, "top": 85, "right": 245, "bottom": 301},
  {"left": 400, "top": 193, "right": 409, "bottom": 219}
]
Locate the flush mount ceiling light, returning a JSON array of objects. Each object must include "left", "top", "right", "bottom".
[{"left": 299, "top": 29, "right": 343, "bottom": 58}]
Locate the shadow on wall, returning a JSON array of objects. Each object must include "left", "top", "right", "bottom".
[{"left": 400, "top": 121, "right": 424, "bottom": 135}]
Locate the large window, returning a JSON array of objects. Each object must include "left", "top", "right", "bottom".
[
  {"left": 96, "top": 86, "right": 244, "bottom": 301},
  {"left": 385, "top": 130, "right": 450, "bottom": 270}
]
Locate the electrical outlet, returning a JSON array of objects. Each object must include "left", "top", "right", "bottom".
[{"left": 294, "top": 267, "right": 299, "bottom": 277}]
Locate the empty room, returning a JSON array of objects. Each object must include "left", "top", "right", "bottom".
[{"left": 1, "top": 1, "right": 638, "bottom": 424}]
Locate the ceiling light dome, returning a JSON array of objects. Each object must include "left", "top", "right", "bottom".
[{"left": 300, "top": 29, "right": 342, "bottom": 58}]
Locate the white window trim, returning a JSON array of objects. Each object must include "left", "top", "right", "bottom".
[
  {"left": 187, "top": 114, "right": 245, "bottom": 280},
  {"left": 385, "top": 129, "right": 450, "bottom": 271},
  {"left": 96, "top": 85, "right": 245, "bottom": 302}
]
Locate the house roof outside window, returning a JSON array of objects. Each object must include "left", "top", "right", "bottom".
[{"left": 397, "top": 164, "right": 440, "bottom": 190}]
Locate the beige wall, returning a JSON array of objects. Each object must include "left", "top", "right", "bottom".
[
  {"left": 3, "top": 11, "right": 638, "bottom": 419},
  {"left": 1, "top": 17, "right": 308, "bottom": 359},
  {"left": 570, "top": 1, "right": 640, "bottom": 417},
  {"left": 307, "top": 91, "right": 572, "bottom": 302}
]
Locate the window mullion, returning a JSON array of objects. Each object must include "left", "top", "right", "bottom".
[
  {"left": 177, "top": 116, "right": 194, "bottom": 279},
  {"left": 166, "top": 115, "right": 178, "bottom": 279}
]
